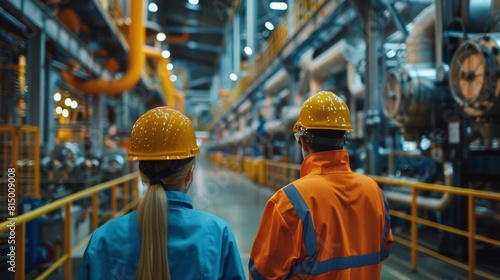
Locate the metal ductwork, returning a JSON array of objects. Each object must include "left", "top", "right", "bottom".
[
  {"left": 449, "top": 34, "right": 500, "bottom": 118},
  {"left": 449, "top": 34, "right": 500, "bottom": 147},
  {"left": 60, "top": 0, "right": 145, "bottom": 95},
  {"left": 296, "top": 50, "right": 313, "bottom": 99},
  {"left": 264, "top": 69, "right": 289, "bottom": 96},
  {"left": 381, "top": 65, "right": 447, "bottom": 140},
  {"left": 406, "top": 4, "right": 435, "bottom": 65},
  {"left": 310, "top": 39, "right": 347, "bottom": 84},
  {"left": 381, "top": 4, "right": 451, "bottom": 140}
]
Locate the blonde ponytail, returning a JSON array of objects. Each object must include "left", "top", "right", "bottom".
[{"left": 136, "top": 184, "right": 170, "bottom": 280}]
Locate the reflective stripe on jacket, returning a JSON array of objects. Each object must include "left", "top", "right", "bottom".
[{"left": 249, "top": 150, "right": 393, "bottom": 279}]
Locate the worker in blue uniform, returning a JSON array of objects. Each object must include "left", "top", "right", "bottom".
[{"left": 78, "top": 107, "right": 246, "bottom": 280}]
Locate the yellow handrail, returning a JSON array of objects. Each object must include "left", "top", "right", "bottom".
[
  {"left": 206, "top": 153, "right": 500, "bottom": 279},
  {"left": 1, "top": 172, "right": 140, "bottom": 280}
]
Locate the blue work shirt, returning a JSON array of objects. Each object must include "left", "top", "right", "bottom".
[{"left": 78, "top": 191, "right": 246, "bottom": 280}]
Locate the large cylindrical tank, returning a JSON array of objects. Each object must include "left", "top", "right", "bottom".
[
  {"left": 381, "top": 65, "right": 449, "bottom": 140},
  {"left": 449, "top": 34, "right": 500, "bottom": 118}
]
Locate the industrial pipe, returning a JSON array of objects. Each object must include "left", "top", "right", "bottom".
[
  {"left": 175, "top": 90, "right": 185, "bottom": 113},
  {"left": 346, "top": 63, "right": 365, "bottom": 97},
  {"left": 143, "top": 45, "right": 176, "bottom": 108},
  {"left": 406, "top": 4, "right": 435, "bottom": 65},
  {"left": 60, "top": 0, "right": 144, "bottom": 95},
  {"left": 310, "top": 39, "right": 347, "bottom": 82},
  {"left": 264, "top": 69, "right": 289, "bottom": 96},
  {"left": 296, "top": 50, "right": 313, "bottom": 99}
]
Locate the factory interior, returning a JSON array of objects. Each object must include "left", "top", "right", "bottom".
[{"left": 0, "top": 0, "right": 500, "bottom": 279}]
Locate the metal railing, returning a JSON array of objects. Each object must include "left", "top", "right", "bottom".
[
  {"left": 0, "top": 173, "right": 140, "bottom": 280},
  {"left": 206, "top": 153, "right": 500, "bottom": 279},
  {"left": 0, "top": 126, "right": 40, "bottom": 217}
]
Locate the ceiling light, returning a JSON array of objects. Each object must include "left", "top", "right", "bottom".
[
  {"left": 156, "top": 32, "right": 166, "bottom": 41},
  {"left": 229, "top": 73, "right": 238, "bottom": 81},
  {"left": 65, "top": 98, "right": 72, "bottom": 106},
  {"left": 270, "top": 2, "right": 287, "bottom": 10},
  {"left": 244, "top": 46, "right": 253, "bottom": 55},
  {"left": 71, "top": 100, "right": 78, "bottom": 109},
  {"left": 161, "top": 50, "right": 170, "bottom": 58},
  {"left": 56, "top": 106, "right": 62, "bottom": 114},
  {"left": 170, "top": 75, "right": 178, "bottom": 82},
  {"left": 265, "top": 21, "right": 274, "bottom": 31},
  {"left": 62, "top": 109, "right": 69, "bottom": 118},
  {"left": 167, "top": 63, "right": 173, "bottom": 70},
  {"left": 148, "top": 3, "right": 158, "bottom": 12},
  {"left": 54, "top": 92, "right": 61, "bottom": 101},
  {"left": 188, "top": 0, "right": 199, "bottom": 5}
]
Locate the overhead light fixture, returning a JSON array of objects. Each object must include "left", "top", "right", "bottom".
[
  {"left": 56, "top": 106, "right": 63, "bottom": 114},
  {"left": 54, "top": 92, "right": 61, "bottom": 101},
  {"left": 62, "top": 109, "right": 69, "bottom": 118},
  {"left": 170, "top": 75, "right": 178, "bottom": 82},
  {"left": 265, "top": 21, "right": 274, "bottom": 31},
  {"left": 188, "top": 0, "right": 199, "bottom": 5},
  {"left": 229, "top": 73, "right": 238, "bottom": 81},
  {"left": 148, "top": 3, "right": 158, "bottom": 12},
  {"left": 71, "top": 100, "right": 78, "bottom": 109},
  {"left": 167, "top": 63, "right": 174, "bottom": 70},
  {"left": 244, "top": 46, "right": 253, "bottom": 55},
  {"left": 162, "top": 50, "right": 170, "bottom": 58},
  {"left": 65, "top": 98, "right": 72, "bottom": 106},
  {"left": 156, "top": 32, "right": 166, "bottom": 41},
  {"left": 270, "top": 2, "right": 287, "bottom": 10}
]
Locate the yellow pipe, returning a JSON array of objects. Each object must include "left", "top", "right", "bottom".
[
  {"left": 175, "top": 90, "right": 185, "bottom": 113},
  {"left": 60, "top": 0, "right": 144, "bottom": 95},
  {"left": 143, "top": 46, "right": 176, "bottom": 107}
]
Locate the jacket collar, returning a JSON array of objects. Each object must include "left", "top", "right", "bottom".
[
  {"left": 165, "top": 191, "right": 193, "bottom": 209},
  {"left": 300, "top": 150, "right": 352, "bottom": 177}
]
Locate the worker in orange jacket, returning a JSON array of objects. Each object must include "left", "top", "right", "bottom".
[{"left": 249, "top": 91, "right": 393, "bottom": 279}]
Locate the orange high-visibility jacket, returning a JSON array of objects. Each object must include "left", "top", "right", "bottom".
[{"left": 249, "top": 150, "right": 393, "bottom": 280}]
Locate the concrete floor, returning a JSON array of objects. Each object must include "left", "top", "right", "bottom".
[{"left": 28, "top": 157, "right": 480, "bottom": 279}]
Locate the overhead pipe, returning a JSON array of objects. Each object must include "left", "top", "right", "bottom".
[
  {"left": 264, "top": 69, "right": 289, "bottom": 96},
  {"left": 143, "top": 46, "right": 176, "bottom": 108},
  {"left": 60, "top": 0, "right": 144, "bottom": 95},
  {"left": 296, "top": 50, "right": 313, "bottom": 99},
  {"left": 406, "top": 4, "right": 435, "bottom": 65},
  {"left": 310, "top": 39, "right": 347, "bottom": 83},
  {"left": 175, "top": 90, "right": 185, "bottom": 113}
]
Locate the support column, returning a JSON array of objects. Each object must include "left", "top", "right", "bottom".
[
  {"left": 26, "top": 30, "right": 46, "bottom": 132},
  {"left": 365, "top": 7, "right": 384, "bottom": 175},
  {"left": 91, "top": 95, "right": 105, "bottom": 157},
  {"left": 44, "top": 67, "right": 60, "bottom": 155},
  {"left": 246, "top": 0, "right": 257, "bottom": 64},
  {"left": 233, "top": 13, "right": 241, "bottom": 76}
]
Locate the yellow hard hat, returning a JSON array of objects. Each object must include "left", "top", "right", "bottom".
[
  {"left": 293, "top": 91, "right": 353, "bottom": 132},
  {"left": 126, "top": 107, "right": 200, "bottom": 160}
]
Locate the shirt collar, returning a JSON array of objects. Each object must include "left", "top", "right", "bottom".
[
  {"left": 165, "top": 191, "right": 193, "bottom": 209},
  {"left": 300, "top": 149, "right": 352, "bottom": 177}
]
